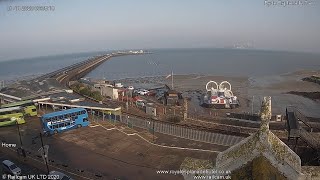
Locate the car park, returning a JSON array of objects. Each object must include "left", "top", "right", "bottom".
[
  {"left": 2, "top": 160, "right": 21, "bottom": 175},
  {"left": 136, "top": 100, "right": 146, "bottom": 107},
  {"left": 138, "top": 89, "right": 149, "bottom": 95},
  {"left": 146, "top": 90, "right": 156, "bottom": 96},
  {"left": 133, "top": 89, "right": 141, "bottom": 94}
]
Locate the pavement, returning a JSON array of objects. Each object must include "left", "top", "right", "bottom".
[{"left": 0, "top": 113, "right": 225, "bottom": 180}]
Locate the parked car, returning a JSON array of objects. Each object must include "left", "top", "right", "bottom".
[
  {"left": 136, "top": 100, "right": 146, "bottom": 107},
  {"left": 146, "top": 90, "right": 156, "bottom": 96},
  {"left": 49, "top": 171, "right": 73, "bottom": 180},
  {"left": 127, "top": 86, "right": 134, "bottom": 90},
  {"left": 138, "top": 89, "right": 149, "bottom": 95},
  {"left": 2, "top": 160, "right": 21, "bottom": 175},
  {"left": 133, "top": 88, "right": 141, "bottom": 94}
]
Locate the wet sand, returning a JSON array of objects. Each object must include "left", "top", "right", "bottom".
[{"left": 118, "top": 70, "right": 320, "bottom": 118}]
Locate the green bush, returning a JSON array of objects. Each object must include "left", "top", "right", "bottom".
[{"left": 72, "top": 83, "right": 103, "bottom": 101}]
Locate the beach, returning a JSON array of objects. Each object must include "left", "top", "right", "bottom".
[{"left": 117, "top": 70, "right": 320, "bottom": 118}]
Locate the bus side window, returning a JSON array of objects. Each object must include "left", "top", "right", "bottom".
[
  {"left": 64, "top": 114, "right": 68, "bottom": 118},
  {"left": 83, "top": 118, "right": 88, "bottom": 122},
  {"left": 59, "top": 115, "right": 63, "bottom": 119}
]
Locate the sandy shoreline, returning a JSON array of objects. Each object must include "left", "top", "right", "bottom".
[{"left": 117, "top": 70, "right": 320, "bottom": 117}]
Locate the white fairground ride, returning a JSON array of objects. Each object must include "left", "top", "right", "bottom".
[{"left": 201, "top": 80, "right": 239, "bottom": 109}]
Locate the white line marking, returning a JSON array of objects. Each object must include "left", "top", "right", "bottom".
[
  {"left": 96, "top": 122, "right": 221, "bottom": 153},
  {"left": 89, "top": 125, "right": 100, "bottom": 128}
]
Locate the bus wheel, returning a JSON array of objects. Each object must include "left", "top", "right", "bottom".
[
  {"left": 77, "top": 124, "right": 82, "bottom": 128},
  {"left": 54, "top": 130, "right": 58, "bottom": 134}
]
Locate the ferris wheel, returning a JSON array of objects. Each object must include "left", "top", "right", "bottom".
[
  {"left": 219, "top": 81, "right": 232, "bottom": 91},
  {"left": 206, "top": 81, "right": 219, "bottom": 91}
]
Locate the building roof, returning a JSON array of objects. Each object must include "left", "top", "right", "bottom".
[
  {"left": 215, "top": 97, "right": 307, "bottom": 179},
  {"left": 42, "top": 107, "right": 86, "bottom": 118},
  {"left": 0, "top": 106, "right": 22, "bottom": 113}
]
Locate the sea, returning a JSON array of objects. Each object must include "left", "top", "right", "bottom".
[
  {"left": 1, "top": 48, "right": 320, "bottom": 83},
  {"left": 1, "top": 48, "right": 320, "bottom": 116}
]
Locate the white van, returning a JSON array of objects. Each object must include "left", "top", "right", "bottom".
[{"left": 2, "top": 160, "right": 21, "bottom": 175}]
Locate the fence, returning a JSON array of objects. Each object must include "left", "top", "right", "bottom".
[{"left": 116, "top": 115, "right": 244, "bottom": 147}]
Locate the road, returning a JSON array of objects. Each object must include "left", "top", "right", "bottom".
[
  {"left": 0, "top": 153, "right": 45, "bottom": 177},
  {"left": 2, "top": 116, "right": 218, "bottom": 180}
]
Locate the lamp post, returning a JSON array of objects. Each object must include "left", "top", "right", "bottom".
[
  {"left": 126, "top": 90, "right": 129, "bottom": 112},
  {"left": 16, "top": 119, "right": 26, "bottom": 158},
  {"left": 153, "top": 120, "right": 155, "bottom": 142},
  {"left": 148, "top": 121, "right": 155, "bottom": 142},
  {"left": 252, "top": 96, "right": 254, "bottom": 114},
  {"left": 16, "top": 121, "right": 23, "bottom": 147},
  {"left": 40, "top": 132, "right": 50, "bottom": 174}
]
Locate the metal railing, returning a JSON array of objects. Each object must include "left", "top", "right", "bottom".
[{"left": 119, "top": 115, "right": 244, "bottom": 147}]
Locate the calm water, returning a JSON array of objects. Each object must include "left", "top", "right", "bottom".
[
  {"left": 86, "top": 48, "right": 320, "bottom": 80},
  {"left": 0, "top": 51, "right": 106, "bottom": 83},
  {"left": 1, "top": 48, "right": 320, "bottom": 116},
  {"left": 1, "top": 48, "right": 320, "bottom": 82}
]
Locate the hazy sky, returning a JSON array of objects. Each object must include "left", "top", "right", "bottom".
[{"left": 0, "top": 0, "right": 319, "bottom": 61}]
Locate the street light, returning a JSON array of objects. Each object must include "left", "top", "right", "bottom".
[
  {"left": 147, "top": 120, "right": 155, "bottom": 142},
  {"left": 126, "top": 90, "right": 129, "bottom": 112},
  {"left": 252, "top": 96, "right": 254, "bottom": 115},
  {"left": 39, "top": 132, "right": 50, "bottom": 174},
  {"left": 152, "top": 120, "right": 155, "bottom": 142},
  {"left": 127, "top": 115, "right": 130, "bottom": 127},
  {"left": 16, "top": 118, "right": 26, "bottom": 158}
]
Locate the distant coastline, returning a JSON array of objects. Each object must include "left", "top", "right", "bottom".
[{"left": 1, "top": 48, "right": 320, "bottom": 83}]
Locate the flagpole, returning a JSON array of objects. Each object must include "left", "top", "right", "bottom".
[{"left": 171, "top": 70, "right": 173, "bottom": 90}]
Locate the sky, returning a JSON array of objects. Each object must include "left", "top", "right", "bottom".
[{"left": 0, "top": 0, "right": 320, "bottom": 61}]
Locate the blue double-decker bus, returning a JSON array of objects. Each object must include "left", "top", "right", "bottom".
[{"left": 41, "top": 108, "right": 89, "bottom": 135}]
